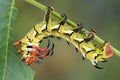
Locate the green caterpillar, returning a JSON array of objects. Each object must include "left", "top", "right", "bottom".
[{"left": 13, "top": 7, "right": 114, "bottom": 69}]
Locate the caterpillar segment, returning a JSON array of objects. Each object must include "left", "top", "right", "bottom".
[
  {"left": 13, "top": 7, "right": 114, "bottom": 68},
  {"left": 69, "top": 23, "right": 84, "bottom": 43}
]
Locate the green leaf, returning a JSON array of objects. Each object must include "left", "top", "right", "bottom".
[{"left": 0, "top": 0, "right": 35, "bottom": 80}]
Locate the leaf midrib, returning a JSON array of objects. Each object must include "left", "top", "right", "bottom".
[{"left": 2, "top": 0, "right": 14, "bottom": 80}]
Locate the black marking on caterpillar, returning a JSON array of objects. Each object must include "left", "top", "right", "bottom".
[
  {"left": 94, "top": 54, "right": 102, "bottom": 60},
  {"left": 86, "top": 50, "right": 96, "bottom": 57},
  {"left": 58, "top": 14, "right": 68, "bottom": 32},
  {"left": 45, "top": 7, "right": 53, "bottom": 31},
  {"left": 84, "top": 34, "right": 94, "bottom": 42},
  {"left": 59, "top": 14, "right": 67, "bottom": 25},
  {"left": 73, "top": 23, "right": 83, "bottom": 33}
]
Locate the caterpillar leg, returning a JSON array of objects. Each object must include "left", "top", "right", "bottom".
[
  {"left": 32, "top": 40, "right": 54, "bottom": 53},
  {"left": 13, "top": 39, "right": 54, "bottom": 64},
  {"left": 32, "top": 40, "right": 51, "bottom": 53},
  {"left": 94, "top": 64, "right": 104, "bottom": 69},
  {"left": 40, "top": 43, "right": 54, "bottom": 57},
  {"left": 32, "top": 40, "right": 54, "bottom": 58},
  {"left": 25, "top": 40, "right": 54, "bottom": 65},
  {"left": 90, "top": 54, "right": 104, "bottom": 69}
]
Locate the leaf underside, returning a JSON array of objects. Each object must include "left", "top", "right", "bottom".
[{"left": 0, "top": 0, "right": 34, "bottom": 80}]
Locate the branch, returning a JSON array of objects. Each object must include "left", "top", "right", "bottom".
[{"left": 25, "top": 0, "right": 120, "bottom": 57}]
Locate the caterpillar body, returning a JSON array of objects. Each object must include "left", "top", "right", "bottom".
[{"left": 13, "top": 7, "right": 114, "bottom": 69}]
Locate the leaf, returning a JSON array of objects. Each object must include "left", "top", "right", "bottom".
[{"left": 0, "top": 0, "right": 35, "bottom": 80}]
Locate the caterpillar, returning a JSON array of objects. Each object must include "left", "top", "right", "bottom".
[{"left": 13, "top": 7, "right": 114, "bottom": 69}]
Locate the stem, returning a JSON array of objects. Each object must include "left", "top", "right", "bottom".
[{"left": 25, "top": 0, "right": 120, "bottom": 57}]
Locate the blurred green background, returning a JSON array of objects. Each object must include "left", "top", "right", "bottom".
[{"left": 15, "top": 0, "right": 120, "bottom": 80}]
